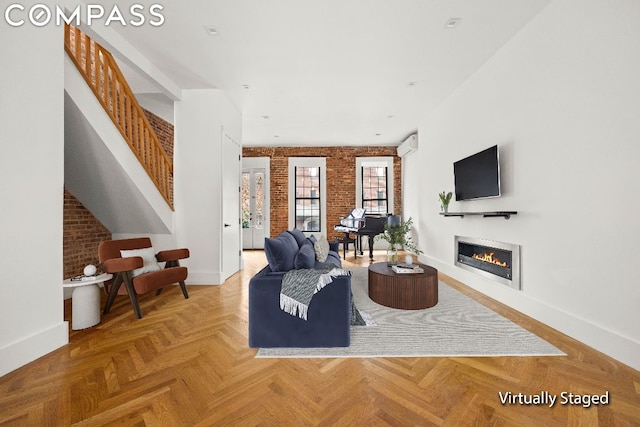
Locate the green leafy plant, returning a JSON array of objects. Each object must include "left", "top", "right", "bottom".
[
  {"left": 375, "top": 217, "right": 423, "bottom": 255},
  {"left": 439, "top": 191, "right": 452, "bottom": 206},
  {"left": 439, "top": 191, "right": 452, "bottom": 212}
]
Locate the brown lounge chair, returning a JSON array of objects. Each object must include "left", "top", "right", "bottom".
[{"left": 98, "top": 237, "right": 189, "bottom": 319}]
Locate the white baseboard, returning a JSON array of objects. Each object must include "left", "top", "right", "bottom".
[
  {"left": 0, "top": 322, "right": 69, "bottom": 377},
  {"left": 186, "top": 271, "right": 223, "bottom": 285},
  {"left": 424, "top": 256, "right": 640, "bottom": 371}
]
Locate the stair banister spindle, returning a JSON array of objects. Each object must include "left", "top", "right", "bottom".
[{"left": 84, "top": 34, "right": 90, "bottom": 75}]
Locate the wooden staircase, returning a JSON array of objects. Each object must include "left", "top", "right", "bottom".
[{"left": 64, "top": 24, "right": 173, "bottom": 209}]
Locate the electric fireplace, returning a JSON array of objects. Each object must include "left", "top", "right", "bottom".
[{"left": 455, "top": 236, "right": 521, "bottom": 290}]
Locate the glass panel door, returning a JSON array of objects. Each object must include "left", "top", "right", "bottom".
[{"left": 242, "top": 168, "right": 266, "bottom": 249}]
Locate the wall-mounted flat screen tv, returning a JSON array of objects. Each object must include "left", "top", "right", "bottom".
[{"left": 454, "top": 145, "right": 501, "bottom": 201}]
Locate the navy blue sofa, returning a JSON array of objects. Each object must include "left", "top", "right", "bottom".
[{"left": 248, "top": 229, "right": 352, "bottom": 348}]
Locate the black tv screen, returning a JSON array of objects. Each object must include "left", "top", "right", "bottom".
[{"left": 454, "top": 145, "right": 501, "bottom": 201}]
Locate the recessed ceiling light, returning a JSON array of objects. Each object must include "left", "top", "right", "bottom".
[
  {"left": 444, "top": 18, "right": 461, "bottom": 29},
  {"left": 204, "top": 26, "right": 218, "bottom": 36}
]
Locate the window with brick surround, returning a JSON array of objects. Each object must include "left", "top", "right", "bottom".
[
  {"left": 289, "top": 158, "right": 327, "bottom": 233},
  {"left": 361, "top": 166, "right": 388, "bottom": 214},
  {"left": 356, "top": 157, "right": 394, "bottom": 215},
  {"left": 294, "top": 166, "right": 321, "bottom": 231}
]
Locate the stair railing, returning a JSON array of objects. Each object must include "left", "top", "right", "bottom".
[{"left": 64, "top": 24, "right": 174, "bottom": 210}]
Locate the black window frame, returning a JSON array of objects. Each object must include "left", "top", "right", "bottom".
[
  {"left": 361, "top": 166, "right": 389, "bottom": 215},
  {"left": 294, "top": 166, "right": 322, "bottom": 232}
]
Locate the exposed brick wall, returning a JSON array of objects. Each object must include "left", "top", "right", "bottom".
[
  {"left": 63, "top": 190, "right": 111, "bottom": 278},
  {"left": 143, "top": 109, "right": 174, "bottom": 206},
  {"left": 242, "top": 146, "right": 401, "bottom": 240},
  {"left": 144, "top": 109, "right": 174, "bottom": 157}
]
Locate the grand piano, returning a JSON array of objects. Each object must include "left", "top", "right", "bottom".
[{"left": 334, "top": 210, "right": 388, "bottom": 259}]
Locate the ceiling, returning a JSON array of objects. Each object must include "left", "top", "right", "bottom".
[{"left": 100, "top": 0, "right": 551, "bottom": 146}]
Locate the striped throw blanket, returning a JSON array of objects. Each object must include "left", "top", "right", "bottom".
[{"left": 280, "top": 267, "right": 351, "bottom": 321}]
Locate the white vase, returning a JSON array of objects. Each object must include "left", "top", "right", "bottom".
[{"left": 84, "top": 264, "right": 97, "bottom": 276}]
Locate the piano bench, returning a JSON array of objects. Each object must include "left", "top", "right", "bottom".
[{"left": 336, "top": 235, "right": 357, "bottom": 259}]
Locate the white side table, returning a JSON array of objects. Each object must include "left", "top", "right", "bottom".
[{"left": 63, "top": 273, "right": 113, "bottom": 330}]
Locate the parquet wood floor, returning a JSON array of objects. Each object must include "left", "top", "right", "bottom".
[{"left": 1, "top": 250, "right": 639, "bottom": 426}]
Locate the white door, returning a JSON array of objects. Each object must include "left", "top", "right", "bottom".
[
  {"left": 242, "top": 168, "right": 266, "bottom": 249},
  {"left": 221, "top": 131, "right": 241, "bottom": 281}
]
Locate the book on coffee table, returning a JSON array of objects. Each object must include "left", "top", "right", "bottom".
[
  {"left": 392, "top": 265, "right": 424, "bottom": 274},
  {"left": 396, "top": 263, "right": 419, "bottom": 269}
]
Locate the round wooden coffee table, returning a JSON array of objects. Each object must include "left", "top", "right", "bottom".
[{"left": 368, "top": 262, "right": 438, "bottom": 310}]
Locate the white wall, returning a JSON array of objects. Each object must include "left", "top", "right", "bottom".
[
  {"left": 112, "top": 233, "right": 178, "bottom": 252},
  {"left": 174, "top": 90, "right": 242, "bottom": 285},
  {"left": 405, "top": 0, "right": 640, "bottom": 370},
  {"left": 0, "top": 25, "right": 68, "bottom": 376}
]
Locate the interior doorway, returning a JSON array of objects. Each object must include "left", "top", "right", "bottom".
[
  {"left": 242, "top": 157, "right": 270, "bottom": 249},
  {"left": 221, "top": 130, "right": 241, "bottom": 281}
]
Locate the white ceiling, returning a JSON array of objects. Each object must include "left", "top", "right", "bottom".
[{"left": 101, "top": 0, "right": 551, "bottom": 146}]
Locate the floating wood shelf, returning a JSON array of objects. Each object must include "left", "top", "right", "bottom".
[{"left": 439, "top": 211, "right": 518, "bottom": 220}]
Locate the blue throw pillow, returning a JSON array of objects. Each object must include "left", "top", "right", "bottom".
[
  {"left": 264, "top": 231, "right": 299, "bottom": 272},
  {"left": 287, "top": 228, "right": 307, "bottom": 248},
  {"left": 294, "top": 239, "right": 316, "bottom": 269}
]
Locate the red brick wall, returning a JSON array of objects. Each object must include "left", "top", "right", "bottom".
[
  {"left": 144, "top": 109, "right": 174, "bottom": 157},
  {"left": 63, "top": 190, "right": 111, "bottom": 278},
  {"left": 242, "top": 146, "right": 401, "bottom": 240},
  {"left": 143, "top": 109, "right": 174, "bottom": 205}
]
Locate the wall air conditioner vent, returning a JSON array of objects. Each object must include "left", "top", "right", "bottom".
[{"left": 397, "top": 134, "right": 418, "bottom": 158}]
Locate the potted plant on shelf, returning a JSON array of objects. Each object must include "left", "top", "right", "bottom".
[
  {"left": 376, "top": 216, "right": 423, "bottom": 265},
  {"left": 439, "top": 191, "right": 452, "bottom": 213}
]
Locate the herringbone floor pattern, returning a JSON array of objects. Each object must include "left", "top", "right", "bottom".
[{"left": 1, "top": 250, "right": 639, "bottom": 426}]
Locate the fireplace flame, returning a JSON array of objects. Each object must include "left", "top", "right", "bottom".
[{"left": 472, "top": 252, "right": 507, "bottom": 267}]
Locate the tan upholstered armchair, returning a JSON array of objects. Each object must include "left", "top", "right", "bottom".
[{"left": 98, "top": 237, "right": 189, "bottom": 319}]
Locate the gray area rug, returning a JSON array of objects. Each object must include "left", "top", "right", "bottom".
[{"left": 256, "top": 267, "right": 565, "bottom": 358}]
